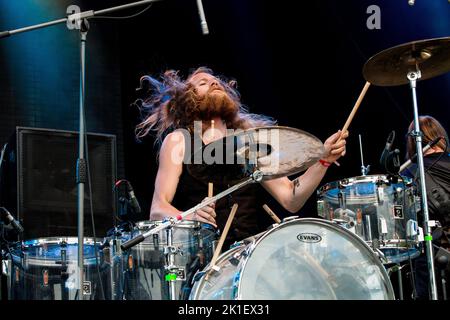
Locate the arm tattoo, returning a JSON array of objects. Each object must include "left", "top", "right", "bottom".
[{"left": 293, "top": 178, "right": 300, "bottom": 196}]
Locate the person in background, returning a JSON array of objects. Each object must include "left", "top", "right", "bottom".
[{"left": 401, "top": 115, "right": 450, "bottom": 300}]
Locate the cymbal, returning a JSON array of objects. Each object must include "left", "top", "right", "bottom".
[
  {"left": 363, "top": 37, "right": 450, "bottom": 86},
  {"left": 187, "top": 126, "right": 325, "bottom": 184}
]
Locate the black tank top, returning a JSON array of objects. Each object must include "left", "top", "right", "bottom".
[{"left": 171, "top": 131, "right": 273, "bottom": 248}]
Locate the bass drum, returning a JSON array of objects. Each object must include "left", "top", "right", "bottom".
[{"left": 190, "top": 218, "right": 395, "bottom": 300}]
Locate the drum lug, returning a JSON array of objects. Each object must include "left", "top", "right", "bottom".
[
  {"left": 377, "top": 186, "right": 385, "bottom": 204},
  {"left": 385, "top": 263, "right": 405, "bottom": 276},
  {"left": 282, "top": 216, "right": 299, "bottom": 223},
  {"left": 374, "top": 248, "right": 389, "bottom": 264}
]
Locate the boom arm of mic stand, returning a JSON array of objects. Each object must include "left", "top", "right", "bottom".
[
  {"left": 0, "top": 0, "right": 162, "bottom": 39},
  {"left": 121, "top": 171, "right": 263, "bottom": 250}
]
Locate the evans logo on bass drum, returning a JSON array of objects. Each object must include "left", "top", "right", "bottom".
[{"left": 297, "top": 233, "right": 322, "bottom": 243}]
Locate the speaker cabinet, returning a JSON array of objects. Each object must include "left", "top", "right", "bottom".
[{"left": 0, "top": 127, "right": 117, "bottom": 240}]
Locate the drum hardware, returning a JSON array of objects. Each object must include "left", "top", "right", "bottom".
[
  {"left": 365, "top": 215, "right": 373, "bottom": 242},
  {"left": 60, "top": 241, "right": 70, "bottom": 300},
  {"left": 282, "top": 216, "right": 299, "bottom": 223},
  {"left": 358, "top": 134, "right": 370, "bottom": 176},
  {"left": 338, "top": 191, "right": 345, "bottom": 208},
  {"left": 376, "top": 186, "right": 385, "bottom": 204},
  {"left": 121, "top": 171, "right": 264, "bottom": 251},
  {"left": 386, "top": 263, "right": 407, "bottom": 300},
  {"left": 364, "top": 36, "right": 450, "bottom": 299},
  {"left": 375, "top": 248, "right": 389, "bottom": 264},
  {"left": 163, "top": 226, "right": 177, "bottom": 300}
]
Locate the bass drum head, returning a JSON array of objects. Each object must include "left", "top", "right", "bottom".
[{"left": 238, "top": 218, "right": 394, "bottom": 300}]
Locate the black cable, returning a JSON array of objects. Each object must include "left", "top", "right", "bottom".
[{"left": 91, "top": 4, "right": 153, "bottom": 20}]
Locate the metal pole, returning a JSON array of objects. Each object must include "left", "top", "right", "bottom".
[
  {"left": 166, "top": 227, "right": 177, "bottom": 300},
  {"left": 77, "top": 19, "right": 89, "bottom": 300},
  {"left": 397, "top": 264, "right": 404, "bottom": 300},
  {"left": 407, "top": 71, "right": 438, "bottom": 300}
]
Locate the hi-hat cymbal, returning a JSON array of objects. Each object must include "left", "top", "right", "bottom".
[
  {"left": 187, "top": 126, "right": 325, "bottom": 184},
  {"left": 363, "top": 37, "right": 450, "bottom": 86}
]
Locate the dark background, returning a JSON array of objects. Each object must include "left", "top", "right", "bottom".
[{"left": 0, "top": 0, "right": 449, "bottom": 229}]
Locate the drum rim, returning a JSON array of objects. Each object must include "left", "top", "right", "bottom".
[
  {"left": 236, "top": 217, "right": 395, "bottom": 300},
  {"left": 12, "top": 237, "right": 104, "bottom": 266},
  {"left": 21, "top": 236, "right": 103, "bottom": 247},
  {"left": 20, "top": 236, "right": 103, "bottom": 247},
  {"left": 318, "top": 174, "right": 412, "bottom": 195},
  {"left": 189, "top": 244, "right": 245, "bottom": 300},
  {"left": 136, "top": 220, "right": 210, "bottom": 229}
]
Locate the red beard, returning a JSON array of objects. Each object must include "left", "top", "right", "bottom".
[{"left": 196, "top": 90, "right": 239, "bottom": 122}]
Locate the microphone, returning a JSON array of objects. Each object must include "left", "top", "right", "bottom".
[
  {"left": 379, "top": 131, "right": 395, "bottom": 166},
  {"left": 1, "top": 207, "right": 24, "bottom": 234},
  {"left": 126, "top": 182, "right": 142, "bottom": 214},
  {"left": 399, "top": 136, "right": 443, "bottom": 173},
  {"left": 196, "top": 0, "right": 209, "bottom": 35}
]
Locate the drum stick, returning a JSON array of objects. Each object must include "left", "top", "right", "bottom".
[
  {"left": 206, "top": 203, "right": 239, "bottom": 280},
  {"left": 338, "top": 81, "right": 371, "bottom": 142},
  {"left": 262, "top": 204, "right": 281, "bottom": 224},
  {"left": 208, "top": 183, "right": 213, "bottom": 198},
  {"left": 331, "top": 81, "right": 370, "bottom": 167}
]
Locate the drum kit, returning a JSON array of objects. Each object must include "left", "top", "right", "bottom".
[{"left": 1, "top": 36, "right": 450, "bottom": 300}]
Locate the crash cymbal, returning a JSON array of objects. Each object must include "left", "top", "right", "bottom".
[
  {"left": 363, "top": 37, "right": 450, "bottom": 86},
  {"left": 187, "top": 126, "right": 325, "bottom": 184}
]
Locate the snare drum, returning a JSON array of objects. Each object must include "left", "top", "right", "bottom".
[
  {"left": 9, "top": 237, "right": 110, "bottom": 300},
  {"left": 190, "top": 218, "right": 394, "bottom": 300},
  {"left": 118, "top": 220, "right": 217, "bottom": 300},
  {"left": 317, "top": 175, "right": 420, "bottom": 263}
]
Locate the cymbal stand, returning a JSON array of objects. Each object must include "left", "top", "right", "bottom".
[
  {"left": 121, "top": 170, "right": 264, "bottom": 251},
  {"left": 407, "top": 70, "right": 438, "bottom": 300}
]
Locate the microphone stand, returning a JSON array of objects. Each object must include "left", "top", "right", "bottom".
[
  {"left": 407, "top": 70, "right": 438, "bottom": 300},
  {"left": 0, "top": 0, "right": 163, "bottom": 300}
]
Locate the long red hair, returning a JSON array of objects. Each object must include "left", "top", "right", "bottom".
[
  {"left": 406, "top": 115, "right": 449, "bottom": 159},
  {"left": 135, "top": 67, "right": 276, "bottom": 146}
]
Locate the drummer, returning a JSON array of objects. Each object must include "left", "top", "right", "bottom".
[{"left": 136, "top": 67, "right": 348, "bottom": 248}]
